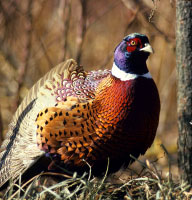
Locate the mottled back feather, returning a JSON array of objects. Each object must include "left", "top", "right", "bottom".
[{"left": 0, "top": 59, "right": 110, "bottom": 187}]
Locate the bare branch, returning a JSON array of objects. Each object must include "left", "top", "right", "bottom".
[
  {"left": 0, "top": 107, "right": 3, "bottom": 144},
  {"left": 121, "top": 0, "right": 175, "bottom": 42},
  {"left": 35, "top": 34, "right": 53, "bottom": 68},
  {"left": 76, "top": 0, "right": 87, "bottom": 64},
  {"left": 58, "top": 0, "right": 71, "bottom": 61},
  {"left": 86, "top": 1, "right": 121, "bottom": 31},
  {"left": 14, "top": 0, "right": 33, "bottom": 108},
  {"left": 0, "top": 36, "right": 21, "bottom": 70},
  {"left": 149, "top": 0, "right": 159, "bottom": 22}
]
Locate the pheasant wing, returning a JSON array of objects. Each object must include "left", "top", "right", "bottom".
[{"left": 0, "top": 59, "right": 82, "bottom": 187}]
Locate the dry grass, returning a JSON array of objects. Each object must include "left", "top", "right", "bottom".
[{"left": 1, "top": 156, "right": 191, "bottom": 200}]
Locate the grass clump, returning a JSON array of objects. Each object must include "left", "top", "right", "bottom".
[{"left": 1, "top": 156, "right": 192, "bottom": 200}]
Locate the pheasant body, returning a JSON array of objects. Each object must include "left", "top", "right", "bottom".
[
  {"left": 0, "top": 33, "right": 160, "bottom": 188},
  {"left": 36, "top": 73, "right": 159, "bottom": 174}
]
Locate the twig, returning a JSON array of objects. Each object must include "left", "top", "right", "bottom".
[
  {"left": 7, "top": 172, "right": 73, "bottom": 199},
  {"left": 0, "top": 107, "right": 3, "bottom": 144},
  {"left": 96, "top": 158, "right": 109, "bottom": 192},
  {"left": 0, "top": 36, "right": 21, "bottom": 70},
  {"left": 160, "top": 144, "right": 172, "bottom": 184},
  {"left": 41, "top": 185, "right": 62, "bottom": 199},
  {"left": 121, "top": 0, "right": 175, "bottom": 42},
  {"left": 76, "top": 0, "right": 87, "bottom": 64},
  {"left": 14, "top": 0, "right": 33, "bottom": 109},
  {"left": 35, "top": 34, "right": 53, "bottom": 68},
  {"left": 86, "top": 1, "right": 121, "bottom": 31},
  {"left": 149, "top": 0, "right": 159, "bottom": 22},
  {"left": 59, "top": 0, "right": 71, "bottom": 61}
]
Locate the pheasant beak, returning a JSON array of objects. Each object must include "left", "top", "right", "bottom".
[{"left": 140, "top": 43, "right": 154, "bottom": 54}]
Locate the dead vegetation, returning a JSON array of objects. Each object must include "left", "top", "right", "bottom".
[{"left": 1, "top": 155, "right": 191, "bottom": 200}]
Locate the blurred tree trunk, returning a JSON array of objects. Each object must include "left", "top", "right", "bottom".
[
  {"left": 176, "top": 0, "right": 192, "bottom": 185},
  {"left": 0, "top": 108, "right": 3, "bottom": 145}
]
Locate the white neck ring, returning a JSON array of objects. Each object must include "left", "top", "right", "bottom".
[{"left": 111, "top": 62, "right": 152, "bottom": 81}]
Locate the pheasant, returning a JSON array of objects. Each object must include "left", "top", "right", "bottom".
[{"left": 0, "top": 33, "right": 160, "bottom": 188}]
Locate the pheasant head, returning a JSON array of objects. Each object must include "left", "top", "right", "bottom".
[{"left": 113, "top": 33, "right": 153, "bottom": 78}]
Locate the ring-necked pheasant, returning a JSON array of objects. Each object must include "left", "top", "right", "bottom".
[{"left": 0, "top": 33, "right": 160, "bottom": 188}]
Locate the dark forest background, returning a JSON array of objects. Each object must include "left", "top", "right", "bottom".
[{"left": 0, "top": 0, "right": 176, "bottom": 177}]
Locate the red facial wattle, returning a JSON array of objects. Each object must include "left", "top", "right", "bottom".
[{"left": 126, "top": 38, "right": 143, "bottom": 52}]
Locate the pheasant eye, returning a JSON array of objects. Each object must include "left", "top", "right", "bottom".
[{"left": 130, "top": 40, "right": 136, "bottom": 46}]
